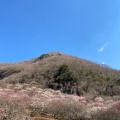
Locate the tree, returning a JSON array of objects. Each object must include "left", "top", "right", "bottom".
[{"left": 54, "top": 64, "right": 77, "bottom": 83}]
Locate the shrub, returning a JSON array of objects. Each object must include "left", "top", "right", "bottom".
[
  {"left": 112, "top": 101, "right": 120, "bottom": 111},
  {"left": 0, "top": 68, "right": 20, "bottom": 80},
  {"left": 44, "top": 101, "right": 87, "bottom": 120},
  {"left": 0, "top": 98, "right": 28, "bottom": 120},
  {"left": 29, "top": 100, "right": 87, "bottom": 120},
  {"left": 90, "top": 108, "right": 120, "bottom": 120}
]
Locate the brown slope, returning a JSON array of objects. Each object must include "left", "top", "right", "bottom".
[{"left": 0, "top": 52, "right": 120, "bottom": 96}]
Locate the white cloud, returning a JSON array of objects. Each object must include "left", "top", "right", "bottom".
[
  {"left": 102, "top": 62, "right": 105, "bottom": 64},
  {"left": 98, "top": 42, "right": 109, "bottom": 52},
  {"left": 98, "top": 46, "right": 104, "bottom": 52}
]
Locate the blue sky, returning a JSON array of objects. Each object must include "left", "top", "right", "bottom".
[{"left": 0, "top": 0, "right": 120, "bottom": 70}]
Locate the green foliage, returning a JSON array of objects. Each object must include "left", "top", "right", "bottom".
[
  {"left": 47, "top": 64, "right": 80, "bottom": 95},
  {"left": 54, "top": 64, "right": 77, "bottom": 83},
  {"left": 116, "top": 79, "right": 120, "bottom": 85}
]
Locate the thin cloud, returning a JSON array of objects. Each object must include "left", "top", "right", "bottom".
[
  {"left": 98, "top": 42, "right": 109, "bottom": 52},
  {"left": 98, "top": 46, "right": 104, "bottom": 52},
  {"left": 102, "top": 62, "right": 105, "bottom": 64}
]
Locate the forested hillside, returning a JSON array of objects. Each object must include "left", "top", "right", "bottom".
[{"left": 0, "top": 52, "right": 120, "bottom": 96}]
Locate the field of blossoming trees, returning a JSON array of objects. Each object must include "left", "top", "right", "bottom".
[
  {"left": 0, "top": 83, "right": 120, "bottom": 120},
  {"left": 0, "top": 52, "right": 120, "bottom": 120}
]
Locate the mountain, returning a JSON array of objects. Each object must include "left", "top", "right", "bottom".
[{"left": 0, "top": 52, "right": 120, "bottom": 96}]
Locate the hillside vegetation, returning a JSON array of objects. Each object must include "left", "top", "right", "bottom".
[
  {"left": 0, "top": 52, "right": 120, "bottom": 96},
  {"left": 0, "top": 52, "right": 120, "bottom": 120}
]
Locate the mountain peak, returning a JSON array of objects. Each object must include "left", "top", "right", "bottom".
[{"left": 34, "top": 52, "right": 62, "bottom": 62}]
